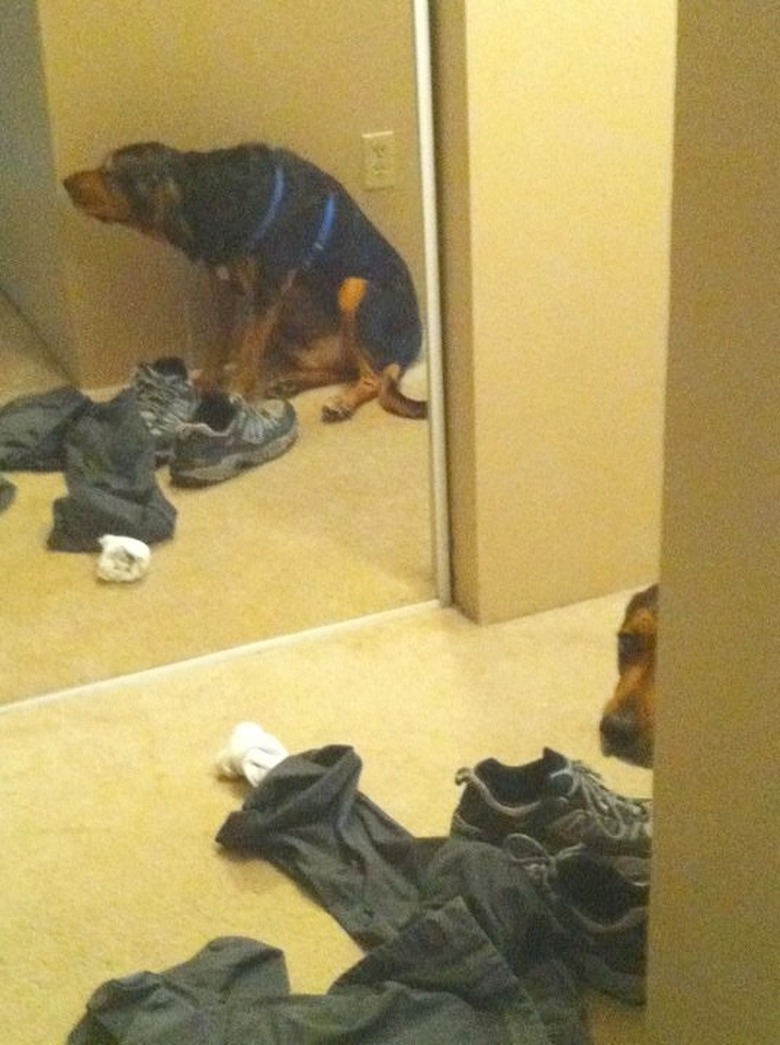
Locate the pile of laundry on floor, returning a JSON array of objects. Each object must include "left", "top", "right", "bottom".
[
  {"left": 0, "top": 384, "right": 175, "bottom": 550},
  {"left": 0, "top": 357, "right": 298, "bottom": 551},
  {"left": 68, "top": 732, "right": 651, "bottom": 1044}
]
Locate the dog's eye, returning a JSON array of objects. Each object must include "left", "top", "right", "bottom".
[{"left": 618, "top": 631, "right": 644, "bottom": 666}]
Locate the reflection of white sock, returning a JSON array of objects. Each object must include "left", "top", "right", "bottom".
[{"left": 216, "top": 722, "right": 289, "bottom": 787}]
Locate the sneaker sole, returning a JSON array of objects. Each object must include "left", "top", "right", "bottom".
[
  {"left": 170, "top": 427, "right": 297, "bottom": 487},
  {"left": 578, "top": 952, "right": 646, "bottom": 1005}
]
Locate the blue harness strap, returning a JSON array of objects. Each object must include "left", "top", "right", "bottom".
[
  {"left": 245, "top": 162, "right": 337, "bottom": 272},
  {"left": 246, "top": 164, "right": 286, "bottom": 251},
  {"left": 299, "top": 192, "right": 338, "bottom": 270}
]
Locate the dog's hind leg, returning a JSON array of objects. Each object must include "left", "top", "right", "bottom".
[
  {"left": 330, "top": 277, "right": 427, "bottom": 421},
  {"left": 321, "top": 278, "right": 382, "bottom": 421},
  {"left": 321, "top": 360, "right": 380, "bottom": 421},
  {"left": 319, "top": 282, "right": 380, "bottom": 420}
]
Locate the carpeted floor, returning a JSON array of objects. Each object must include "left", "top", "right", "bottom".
[
  {"left": 0, "top": 292, "right": 434, "bottom": 704},
  {"left": 0, "top": 594, "right": 652, "bottom": 1044}
]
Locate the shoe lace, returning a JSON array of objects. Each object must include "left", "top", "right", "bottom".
[
  {"left": 503, "top": 831, "right": 552, "bottom": 873},
  {"left": 134, "top": 368, "right": 194, "bottom": 430},
  {"left": 503, "top": 833, "right": 559, "bottom": 893},
  {"left": 563, "top": 762, "right": 651, "bottom": 842},
  {"left": 135, "top": 369, "right": 172, "bottom": 416}
]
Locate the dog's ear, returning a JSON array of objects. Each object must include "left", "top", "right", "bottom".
[
  {"left": 133, "top": 173, "right": 196, "bottom": 249},
  {"left": 625, "top": 584, "right": 659, "bottom": 618},
  {"left": 108, "top": 143, "right": 195, "bottom": 246},
  {"left": 146, "top": 177, "right": 182, "bottom": 226},
  {"left": 108, "top": 144, "right": 179, "bottom": 216}
]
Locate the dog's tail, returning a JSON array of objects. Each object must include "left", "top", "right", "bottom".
[{"left": 378, "top": 364, "right": 428, "bottom": 420}]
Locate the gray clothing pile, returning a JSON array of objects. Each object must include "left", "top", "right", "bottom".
[
  {"left": 68, "top": 746, "right": 591, "bottom": 1044},
  {"left": 0, "top": 386, "right": 176, "bottom": 549}
]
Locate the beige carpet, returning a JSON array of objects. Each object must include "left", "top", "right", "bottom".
[
  {"left": 0, "top": 594, "right": 652, "bottom": 1044},
  {"left": 0, "top": 293, "right": 434, "bottom": 704}
]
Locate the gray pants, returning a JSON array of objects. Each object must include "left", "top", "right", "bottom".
[{"left": 68, "top": 746, "right": 589, "bottom": 1044}]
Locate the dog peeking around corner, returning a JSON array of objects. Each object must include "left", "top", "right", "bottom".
[
  {"left": 600, "top": 584, "right": 659, "bottom": 768},
  {"left": 63, "top": 141, "right": 427, "bottom": 422}
]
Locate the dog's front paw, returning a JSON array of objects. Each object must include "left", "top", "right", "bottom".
[{"left": 321, "top": 399, "right": 354, "bottom": 422}]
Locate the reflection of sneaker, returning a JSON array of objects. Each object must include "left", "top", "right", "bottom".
[
  {"left": 133, "top": 357, "right": 199, "bottom": 462},
  {"left": 506, "top": 834, "right": 648, "bottom": 1003},
  {"left": 170, "top": 391, "right": 297, "bottom": 487},
  {"left": 451, "top": 748, "right": 651, "bottom": 858}
]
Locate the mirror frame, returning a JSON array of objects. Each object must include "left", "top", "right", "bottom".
[{"left": 414, "top": 0, "right": 451, "bottom": 608}]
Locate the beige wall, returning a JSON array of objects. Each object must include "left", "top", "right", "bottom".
[
  {"left": 433, "top": 1, "right": 675, "bottom": 619},
  {"left": 2, "top": 0, "right": 423, "bottom": 388},
  {"left": 649, "top": 3, "right": 780, "bottom": 1040}
]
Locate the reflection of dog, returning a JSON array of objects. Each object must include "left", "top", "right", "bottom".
[
  {"left": 63, "top": 142, "right": 426, "bottom": 422},
  {"left": 600, "top": 584, "right": 659, "bottom": 767}
]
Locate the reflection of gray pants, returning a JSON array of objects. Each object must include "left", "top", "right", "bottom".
[{"left": 68, "top": 747, "right": 590, "bottom": 1044}]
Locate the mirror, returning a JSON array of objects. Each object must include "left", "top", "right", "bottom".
[{"left": 0, "top": 0, "right": 447, "bottom": 705}]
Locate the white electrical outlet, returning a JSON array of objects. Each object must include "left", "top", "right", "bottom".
[{"left": 362, "top": 130, "right": 396, "bottom": 189}]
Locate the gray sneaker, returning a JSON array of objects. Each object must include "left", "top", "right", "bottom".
[
  {"left": 133, "top": 357, "right": 199, "bottom": 462},
  {"left": 170, "top": 391, "right": 297, "bottom": 486},
  {"left": 451, "top": 747, "right": 651, "bottom": 858},
  {"left": 506, "top": 834, "right": 649, "bottom": 1004}
]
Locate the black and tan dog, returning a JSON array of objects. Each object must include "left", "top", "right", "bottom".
[
  {"left": 600, "top": 584, "right": 659, "bottom": 768},
  {"left": 63, "top": 142, "right": 426, "bottom": 422}
]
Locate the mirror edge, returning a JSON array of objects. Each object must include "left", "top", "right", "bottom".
[{"left": 413, "top": 0, "right": 451, "bottom": 607}]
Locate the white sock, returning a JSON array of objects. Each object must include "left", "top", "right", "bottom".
[{"left": 216, "top": 722, "right": 289, "bottom": 787}]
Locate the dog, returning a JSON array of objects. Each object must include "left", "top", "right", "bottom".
[
  {"left": 599, "top": 584, "right": 659, "bottom": 767},
  {"left": 63, "top": 142, "right": 427, "bottom": 423}
]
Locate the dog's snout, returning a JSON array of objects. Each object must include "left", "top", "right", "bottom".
[
  {"left": 600, "top": 706, "right": 653, "bottom": 768},
  {"left": 62, "top": 168, "right": 134, "bottom": 224},
  {"left": 62, "top": 170, "right": 94, "bottom": 206},
  {"left": 600, "top": 708, "right": 640, "bottom": 750}
]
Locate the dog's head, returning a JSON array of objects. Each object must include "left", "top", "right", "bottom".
[
  {"left": 599, "top": 584, "right": 659, "bottom": 768},
  {"left": 63, "top": 143, "right": 187, "bottom": 244}
]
